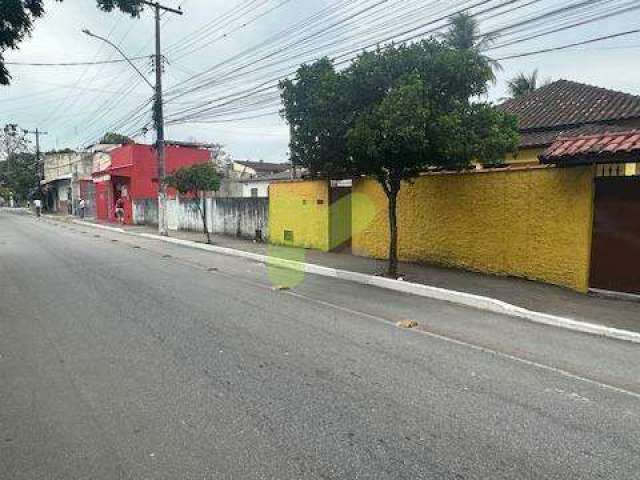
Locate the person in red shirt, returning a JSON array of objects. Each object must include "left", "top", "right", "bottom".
[{"left": 115, "top": 197, "right": 125, "bottom": 225}]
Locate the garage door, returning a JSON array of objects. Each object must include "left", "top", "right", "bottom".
[{"left": 590, "top": 176, "right": 640, "bottom": 294}]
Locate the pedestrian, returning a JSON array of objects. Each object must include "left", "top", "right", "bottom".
[
  {"left": 34, "top": 199, "right": 42, "bottom": 218},
  {"left": 79, "top": 198, "right": 86, "bottom": 219},
  {"left": 115, "top": 197, "right": 125, "bottom": 225}
]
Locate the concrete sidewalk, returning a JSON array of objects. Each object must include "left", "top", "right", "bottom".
[{"left": 50, "top": 214, "right": 640, "bottom": 335}]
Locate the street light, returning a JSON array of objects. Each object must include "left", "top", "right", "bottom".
[
  {"left": 81, "top": 29, "right": 154, "bottom": 90},
  {"left": 82, "top": 26, "right": 169, "bottom": 235}
]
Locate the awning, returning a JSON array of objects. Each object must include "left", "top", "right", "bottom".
[
  {"left": 540, "top": 130, "right": 640, "bottom": 166},
  {"left": 108, "top": 164, "right": 133, "bottom": 177}
]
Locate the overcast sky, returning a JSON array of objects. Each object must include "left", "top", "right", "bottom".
[{"left": 2, "top": 0, "right": 640, "bottom": 162}]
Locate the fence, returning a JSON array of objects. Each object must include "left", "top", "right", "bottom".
[{"left": 133, "top": 196, "right": 269, "bottom": 241}]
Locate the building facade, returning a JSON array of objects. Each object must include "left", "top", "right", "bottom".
[
  {"left": 41, "top": 150, "right": 93, "bottom": 214},
  {"left": 92, "top": 143, "right": 212, "bottom": 224}
]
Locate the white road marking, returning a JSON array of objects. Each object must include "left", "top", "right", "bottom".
[
  {"left": 284, "top": 290, "right": 640, "bottom": 402},
  {"left": 36, "top": 216, "right": 640, "bottom": 402}
]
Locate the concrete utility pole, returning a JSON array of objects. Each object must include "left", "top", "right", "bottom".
[
  {"left": 83, "top": 1, "right": 182, "bottom": 236},
  {"left": 145, "top": 0, "right": 183, "bottom": 236}
]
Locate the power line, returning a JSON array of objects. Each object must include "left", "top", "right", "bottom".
[
  {"left": 496, "top": 27, "right": 640, "bottom": 60},
  {"left": 4, "top": 56, "right": 148, "bottom": 66}
]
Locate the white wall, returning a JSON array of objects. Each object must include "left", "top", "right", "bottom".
[
  {"left": 241, "top": 180, "right": 269, "bottom": 198},
  {"left": 136, "top": 196, "right": 269, "bottom": 241}
]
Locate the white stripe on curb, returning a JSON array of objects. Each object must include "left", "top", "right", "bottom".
[{"left": 71, "top": 220, "right": 640, "bottom": 345}]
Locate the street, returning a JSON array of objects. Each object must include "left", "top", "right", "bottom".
[{"left": 1, "top": 211, "right": 639, "bottom": 479}]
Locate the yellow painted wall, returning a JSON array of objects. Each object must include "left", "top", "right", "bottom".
[
  {"left": 269, "top": 180, "right": 330, "bottom": 251},
  {"left": 352, "top": 167, "right": 595, "bottom": 292}
]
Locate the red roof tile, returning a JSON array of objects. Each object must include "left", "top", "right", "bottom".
[
  {"left": 540, "top": 130, "right": 640, "bottom": 164},
  {"left": 498, "top": 80, "right": 640, "bottom": 131}
]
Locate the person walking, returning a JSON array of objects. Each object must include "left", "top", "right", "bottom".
[
  {"left": 34, "top": 199, "right": 42, "bottom": 218},
  {"left": 115, "top": 197, "right": 125, "bottom": 225},
  {"left": 78, "top": 198, "right": 86, "bottom": 219}
]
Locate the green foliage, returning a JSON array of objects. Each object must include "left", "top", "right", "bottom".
[
  {"left": 95, "top": 0, "right": 144, "bottom": 16},
  {"left": 163, "top": 163, "right": 221, "bottom": 196},
  {"left": 1, "top": 123, "right": 30, "bottom": 159},
  {"left": 99, "top": 132, "right": 134, "bottom": 145},
  {"left": 441, "top": 12, "right": 498, "bottom": 52},
  {"left": 506, "top": 70, "right": 547, "bottom": 99},
  {"left": 441, "top": 12, "right": 501, "bottom": 76},
  {"left": 0, "top": 0, "right": 144, "bottom": 85},
  {"left": 280, "top": 30, "right": 520, "bottom": 275},
  {"left": 0, "top": 185, "right": 12, "bottom": 202},
  {"left": 279, "top": 58, "right": 347, "bottom": 178},
  {"left": 0, "top": 152, "right": 39, "bottom": 202},
  {"left": 164, "top": 162, "right": 220, "bottom": 244}
]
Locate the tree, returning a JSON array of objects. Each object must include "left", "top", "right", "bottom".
[
  {"left": 279, "top": 58, "right": 348, "bottom": 178},
  {"left": 441, "top": 12, "right": 501, "bottom": 76},
  {"left": 281, "top": 38, "right": 519, "bottom": 277},
  {"left": 506, "top": 70, "right": 545, "bottom": 99},
  {"left": 0, "top": 0, "right": 144, "bottom": 85},
  {"left": 164, "top": 163, "right": 221, "bottom": 244},
  {"left": 99, "top": 132, "right": 134, "bottom": 145},
  {"left": 0, "top": 151, "right": 39, "bottom": 203},
  {"left": 1, "top": 123, "right": 30, "bottom": 161}
]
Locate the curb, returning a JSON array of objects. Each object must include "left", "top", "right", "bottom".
[
  {"left": 72, "top": 220, "right": 126, "bottom": 234},
  {"left": 72, "top": 219, "right": 640, "bottom": 345}
]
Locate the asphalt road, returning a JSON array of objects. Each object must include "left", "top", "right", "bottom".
[{"left": 1, "top": 210, "right": 639, "bottom": 479}]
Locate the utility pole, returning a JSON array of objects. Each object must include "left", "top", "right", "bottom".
[
  {"left": 24, "top": 128, "right": 48, "bottom": 199},
  {"left": 83, "top": 1, "right": 182, "bottom": 235},
  {"left": 145, "top": 0, "right": 183, "bottom": 236}
]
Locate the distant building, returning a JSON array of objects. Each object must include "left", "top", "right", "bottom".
[
  {"left": 91, "top": 142, "right": 212, "bottom": 224},
  {"left": 214, "top": 159, "right": 294, "bottom": 198},
  {"left": 239, "top": 171, "right": 295, "bottom": 198},
  {"left": 41, "top": 150, "right": 93, "bottom": 214}
]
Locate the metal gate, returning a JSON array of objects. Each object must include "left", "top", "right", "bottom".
[
  {"left": 329, "top": 184, "right": 352, "bottom": 252},
  {"left": 590, "top": 176, "right": 640, "bottom": 294}
]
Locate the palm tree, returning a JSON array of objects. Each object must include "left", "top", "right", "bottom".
[
  {"left": 506, "top": 70, "right": 541, "bottom": 99},
  {"left": 441, "top": 12, "right": 501, "bottom": 76}
]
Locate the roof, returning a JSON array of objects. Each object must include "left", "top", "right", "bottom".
[
  {"left": 518, "top": 123, "right": 638, "bottom": 149},
  {"left": 239, "top": 171, "right": 295, "bottom": 183},
  {"left": 235, "top": 160, "right": 289, "bottom": 175},
  {"left": 165, "top": 140, "right": 218, "bottom": 149},
  {"left": 498, "top": 80, "right": 640, "bottom": 131},
  {"left": 540, "top": 130, "right": 640, "bottom": 165}
]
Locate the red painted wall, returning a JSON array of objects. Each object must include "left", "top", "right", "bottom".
[
  {"left": 95, "top": 181, "right": 112, "bottom": 222},
  {"left": 110, "top": 144, "right": 211, "bottom": 200},
  {"left": 93, "top": 143, "right": 211, "bottom": 223}
]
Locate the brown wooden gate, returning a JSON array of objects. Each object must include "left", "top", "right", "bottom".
[{"left": 590, "top": 176, "right": 640, "bottom": 294}]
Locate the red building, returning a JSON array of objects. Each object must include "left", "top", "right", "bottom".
[{"left": 92, "top": 143, "right": 211, "bottom": 224}]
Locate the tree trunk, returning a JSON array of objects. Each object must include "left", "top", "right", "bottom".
[
  {"left": 387, "top": 190, "right": 399, "bottom": 278},
  {"left": 199, "top": 192, "right": 211, "bottom": 244}
]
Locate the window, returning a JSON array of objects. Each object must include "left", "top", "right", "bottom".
[
  {"left": 250, "top": 187, "right": 259, "bottom": 197},
  {"left": 284, "top": 230, "right": 294, "bottom": 242}
]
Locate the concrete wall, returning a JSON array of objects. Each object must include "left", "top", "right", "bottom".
[
  {"left": 43, "top": 151, "right": 91, "bottom": 183},
  {"left": 352, "top": 167, "right": 595, "bottom": 292},
  {"left": 269, "top": 180, "right": 330, "bottom": 251},
  {"left": 241, "top": 180, "right": 269, "bottom": 198},
  {"left": 133, "top": 198, "right": 159, "bottom": 227},
  {"left": 134, "top": 197, "right": 269, "bottom": 241}
]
